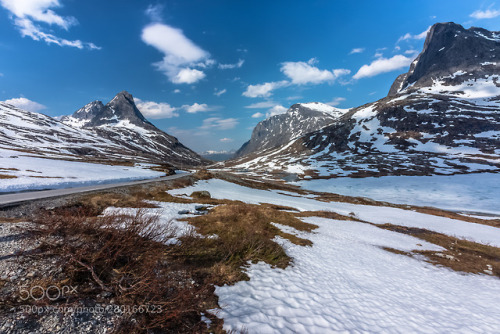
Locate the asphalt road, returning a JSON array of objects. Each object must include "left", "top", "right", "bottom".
[{"left": 0, "top": 173, "right": 191, "bottom": 207}]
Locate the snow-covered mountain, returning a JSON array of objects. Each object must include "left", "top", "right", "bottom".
[
  {"left": 235, "top": 102, "right": 348, "bottom": 157},
  {"left": 0, "top": 91, "right": 207, "bottom": 166},
  {"left": 229, "top": 22, "right": 500, "bottom": 178}
]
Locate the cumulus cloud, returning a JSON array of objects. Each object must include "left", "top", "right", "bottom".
[
  {"left": 325, "top": 97, "right": 346, "bottom": 107},
  {"left": 353, "top": 55, "right": 413, "bottom": 79},
  {"left": 3, "top": 97, "right": 46, "bottom": 112},
  {"left": 219, "top": 137, "right": 233, "bottom": 142},
  {"left": 214, "top": 88, "right": 227, "bottom": 96},
  {"left": 349, "top": 48, "right": 365, "bottom": 54},
  {"left": 218, "top": 59, "right": 244, "bottom": 69},
  {"left": 182, "top": 103, "right": 214, "bottom": 113},
  {"left": 242, "top": 80, "right": 289, "bottom": 98},
  {"left": 141, "top": 22, "right": 211, "bottom": 84},
  {"left": 134, "top": 98, "right": 178, "bottom": 119},
  {"left": 280, "top": 58, "right": 350, "bottom": 85},
  {"left": 200, "top": 117, "right": 238, "bottom": 130},
  {"left": 251, "top": 112, "right": 264, "bottom": 118},
  {"left": 398, "top": 27, "right": 430, "bottom": 43},
  {"left": 0, "top": 0, "right": 99, "bottom": 49},
  {"left": 470, "top": 8, "right": 500, "bottom": 19},
  {"left": 245, "top": 101, "right": 277, "bottom": 109},
  {"left": 266, "top": 105, "right": 287, "bottom": 117}
]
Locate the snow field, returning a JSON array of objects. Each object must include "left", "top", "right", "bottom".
[
  {"left": 168, "top": 179, "right": 500, "bottom": 247},
  {"left": 0, "top": 148, "right": 164, "bottom": 192},
  {"left": 215, "top": 217, "right": 500, "bottom": 333}
]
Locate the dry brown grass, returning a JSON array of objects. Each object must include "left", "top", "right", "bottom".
[
  {"left": 295, "top": 210, "right": 360, "bottom": 221},
  {"left": 178, "top": 203, "right": 317, "bottom": 285},
  {"left": 378, "top": 224, "right": 500, "bottom": 278},
  {"left": 28, "top": 206, "right": 221, "bottom": 332},
  {"left": 193, "top": 169, "right": 213, "bottom": 180},
  {"left": 0, "top": 174, "right": 17, "bottom": 179}
]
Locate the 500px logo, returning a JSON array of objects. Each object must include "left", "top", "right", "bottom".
[{"left": 19, "top": 285, "right": 78, "bottom": 301}]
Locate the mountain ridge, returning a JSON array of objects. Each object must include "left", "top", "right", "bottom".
[
  {"left": 229, "top": 22, "right": 500, "bottom": 178},
  {"left": 1, "top": 91, "right": 208, "bottom": 167}
]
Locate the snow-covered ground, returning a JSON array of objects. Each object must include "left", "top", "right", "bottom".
[
  {"left": 168, "top": 179, "right": 500, "bottom": 333},
  {"left": 168, "top": 179, "right": 500, "bottom": 247},
  {"left": 295, "top": 173, "right": 500, "bottom": 216},
  {"left": 216, "top": 218, "right": 500, "bottom": 333},
  {"left": 0, "top": 148, "right": 164, "bottom": 192}
]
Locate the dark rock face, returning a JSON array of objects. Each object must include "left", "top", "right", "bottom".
[
  {"left": 389, "top": 22, "right": 500, "bottom": 95},
  {"left": 231, "top": 22, "right": 500, "bottom": 178},
  {"left": 235, "top": 103, "right": 347, "bottom": 157}
]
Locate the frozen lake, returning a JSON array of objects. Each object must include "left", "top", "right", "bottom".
[{"left": 296, "top": 173, "right": 500, "bottom": 216}]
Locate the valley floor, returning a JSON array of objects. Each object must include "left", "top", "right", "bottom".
[
  {"left": 169, "top": 177, "right": 500, "bottom": 333},
  {"left": 1, "top": 172, "right": 499, "bottom": 333}
]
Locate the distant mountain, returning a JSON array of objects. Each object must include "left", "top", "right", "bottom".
[
  {"left": 235, "top": 102, "right": 348, "bottom": 157},
  {"left": 201, "top": 150, "right": 236, "bottom": 161},
  {"left": 229, "top": 22, "right": 500, "bottom": 178},
  {"left": 1, "top": 91, "right": 208, "bottom": 167}
]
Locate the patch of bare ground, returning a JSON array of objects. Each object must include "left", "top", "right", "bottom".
[
  {"left": 3, "top": 206, "right": 223, "bottom": 333},
  {"left": 378, "top": 224, "right": 500, "bottom": 278},
  {"left": 0, "top": 174, "right": 17, "bottom": 179},
  {"left": 295, "top": 211, "right": 360, "bottom": 221}
]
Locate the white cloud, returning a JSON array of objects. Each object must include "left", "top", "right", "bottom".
[
  {"left": 214, "top": 88, "right": 227, "bottom": 96},
  {"left": 3, "top": 97, "right": 46, "bottom": 112},
  {"left": 470, "top": 8, "right": 500, "bottom": 19},
  {"left": 404, "top": 49, "right": 419, "bottom": 55},
  {"left": 280, "top": 58, "right": 350, "bottom": 85},
  {"left": 349, "top": 48, "right": 365, "bottom": 54},
  {"left": 251, "top": 112, "right": 264, "bottom": 118},
  {"left": 325, "top": 97, "right": 346, "bottom": 107},
  {"left": 134, "top": 98, "right": 178, "bottom": 119},
  {"left": 220, "top": 137, "right": 233, "bottom": 142},
  {"left": 218, "top": 59, "right": 244, "bottom": 69},
  {"left": 353, "top": 55, "right": 413, "bottom": 79},
  {"left": 266, "top": 105, "right": 287, "bottom": 117},
  {"left": 0, "top": 0, "right": 99, "bottom": 49},
  {"left": 200, "top": 117, "right": 238, "bottom": 130},
  {"left": 182, "top": 103, "right": 214, "bottom": 113},
  {"left": 242, "top": 80, "right": 289, "bottom": 98},
  {"left": 173, "top": 89, "right": 181, "bottom": 94},
  {"left": 141, "top": 22, "right": 210, "bottom": 84},
  {"left": 398, "top": 27, "right": 430, "bottom": 43},
  {"left": 173, "top": 68, "right": 206, "bottom": 84},
  {"left": 245, "top": 101, "right": 276, "bottom": 109}
]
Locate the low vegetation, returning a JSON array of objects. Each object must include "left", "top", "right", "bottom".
[
  {"left": 0, "top": 173, "right": 17, "bottom": 179},
  {"left": 379, "top": 224, "right": 500, "bottom": 278},
  {"left": 4, "top": 172, "right": 316, "bottom": 333}
]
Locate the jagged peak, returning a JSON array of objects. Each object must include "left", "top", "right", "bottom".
[{"left": 388, "top": 22, "right": 500, "bottom": 96}]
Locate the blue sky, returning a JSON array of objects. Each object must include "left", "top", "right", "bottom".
[{"left": 1, "top": 0, "right": 500, "bottom": 153}]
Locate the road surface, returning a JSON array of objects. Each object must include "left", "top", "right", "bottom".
[{"left": 0, "top": 173, "right": 191, "bottom": 208}]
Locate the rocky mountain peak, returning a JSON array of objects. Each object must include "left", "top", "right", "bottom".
[
  {"left": 63, "top": 91, "right": 151, "bottom": 128},
  {"left": 234, "top": 103, "right": 347, "bottom": 157},
  {"left": 389, "top": 22, "right": 500, "bottom": 96}
]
